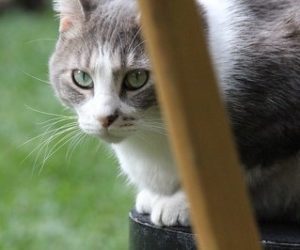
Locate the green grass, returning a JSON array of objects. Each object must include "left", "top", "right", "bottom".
[{"left": 0, "top": 10, "right": 134, "bottom": 250}]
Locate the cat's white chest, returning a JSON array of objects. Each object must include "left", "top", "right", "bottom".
[{"left": 112, "top": 132, "right": 179, "bottom": 195}]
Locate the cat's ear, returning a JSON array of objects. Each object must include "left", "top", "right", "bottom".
[{"left": 53, "top": 0, "right": 97, "bottom": 34}]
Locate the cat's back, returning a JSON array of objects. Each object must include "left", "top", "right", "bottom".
[
  {"left": 201, "top": 0, "right": 300, "bottom": 57},
  {"left": 234, "top": 0, "right": 300, "bottom": 46},
  {"left": 200, "top": 0, "right": 300, "bottom": 169}
]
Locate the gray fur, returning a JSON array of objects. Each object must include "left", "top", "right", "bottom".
[
  {"left": 122, "top": 86, "right": 157, "bottom": 109},
  {"left": 50, "top": 0, "right": 300, "bottom": 223},
  {"left": 50, "top": 0, "right": 150, "bottom": 109},
  {"left": 202, "top": 0, "right": 300, "bottom": 221}
]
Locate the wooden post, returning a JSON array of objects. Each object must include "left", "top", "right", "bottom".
[{"left": 137, "top": 0, "right": 262, "bottom": 250}]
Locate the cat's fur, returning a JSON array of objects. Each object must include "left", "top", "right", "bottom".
[{"left": 49, "top": 0, "right": 300, "bottom": 226}]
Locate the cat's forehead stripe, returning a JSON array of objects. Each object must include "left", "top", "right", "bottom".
[{"left": 88, "top": 13, "right": 145, "bottom": 64}]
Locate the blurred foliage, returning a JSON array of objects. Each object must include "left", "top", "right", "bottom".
[
  {"left": 0, "top": 10, "right": 133, "bottom": 250},
  {"left": 16, "top": 0, "right": 46, "bottom": 10},
  {"left": 0, "top": 0, "right": 47, "bottom": 11}
]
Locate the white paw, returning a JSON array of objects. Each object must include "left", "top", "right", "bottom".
[
  {"left": 135, "top": 190, "right": 156, "bottom": 214},
  {"left": 150, "top": 191, "right": 190, "bottom": 227}
]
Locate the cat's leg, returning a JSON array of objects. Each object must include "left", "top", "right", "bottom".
[
  {"left": 150, "top": 190, "right": 190, "bottom": 227},
  {"left": 136, "top": 189, "right": 157, "bottom": 214}
]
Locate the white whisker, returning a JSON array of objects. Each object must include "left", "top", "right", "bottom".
[
  {"left": 22, "top": 71, "right": 51, "bottom": 85},
  {"left": 25, "top": 105, "right": 75, "bottom": 119},
  {"left": 127, "top": 26, "right": 142, "bottom": 53},
  {"left": 21, "top": 106, "right": 80, "bottom": 174},
  {"left": 37, "top": 130, "right": 79, "bottom": 175},
  {"left": 130, "top": 40, "right": 145, "bottom": 55},
  {"left": 28, "top": 125, "right": 78, "bottom": 169},
  {"left": 65, "top": 132, "right": 86, "bottom": 162},
  {"left": 21, "top": 122, "right": 77, "bottom": 148},
  {"left": 26, "top": 38, "right": 56, "bottom": 44}
]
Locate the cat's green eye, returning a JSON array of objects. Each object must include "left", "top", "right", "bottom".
[
  {"left": 124, "top": 69, "right": 149, "bottom": 91},
  {"left": 72, "top": 70, "right": 94, "bottom": 89}
]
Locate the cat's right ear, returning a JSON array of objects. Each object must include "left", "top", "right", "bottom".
[{"left": 53, "top": 0, "right": 96, "bottom": 35}]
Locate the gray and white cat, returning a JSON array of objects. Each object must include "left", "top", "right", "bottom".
[{"left": 49, "top": 0, "right": 300, "bottom": 226}]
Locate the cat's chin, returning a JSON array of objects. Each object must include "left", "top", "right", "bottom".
[
  {"left": 81, "top": 127, "right": 131, "bottom": 144},
  {"left": 99, "top": 133, "right": 125, "bottom": 144},
  {"left": 96, "top": 129, "right": 131, "bottom": 144}
]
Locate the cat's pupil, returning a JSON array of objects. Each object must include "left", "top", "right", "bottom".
[
  {"left": 130, "top": 72, "right": 141, "bottom": 86},
  {"left": 72, "top": 70, "right": 93, "bottom": 89},
  {"left": 124, "top": 69, "right": 149, "bottom": 91}
]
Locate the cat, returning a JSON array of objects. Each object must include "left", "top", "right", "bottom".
[{"left": 49, "top": 0, "right": 300, "bottom": 226}]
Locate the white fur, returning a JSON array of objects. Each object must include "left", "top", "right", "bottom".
[
  {"left": 151, "top": 190, "right": 189, "bottom": 226},
  {"left": 136, "top": 190, "right": 189, "bottom": 226},
  {"left": 77, "top": 48, "right": 134, "bottom": 141},
  {"left": 136, "top": 189, "right": 154, "bottom": 214},
  {"left": 136, "top": 189, "right": 189, "bottom": 227},
  {"left": 112, "top": 130, "right": 178, "bottom": 195},
  {"left": 111, "top": 123, "right": 191, "bottom": 226},
  {"left": 197, "top": 0, "right": 246, "bottom": 90}
]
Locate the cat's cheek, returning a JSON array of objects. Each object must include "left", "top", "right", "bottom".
[{"left": 77, "top": 117, "right": 95, "bottom": 134}]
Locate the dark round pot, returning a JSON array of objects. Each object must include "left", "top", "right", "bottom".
[{"left": 129, "top": 209, "right": 300, "bottom": 250}]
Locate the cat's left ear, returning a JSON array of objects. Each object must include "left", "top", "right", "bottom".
[{"left": 53, "top": 0, "right": 97, "bottom": 34}]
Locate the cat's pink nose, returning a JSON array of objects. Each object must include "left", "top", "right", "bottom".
[{"left": 98, "top": 113, "right": 119, "bottom": 128}]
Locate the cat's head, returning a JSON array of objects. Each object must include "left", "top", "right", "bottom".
[{"left": 49, "top": 0, "right": 160, "bottom": 144}]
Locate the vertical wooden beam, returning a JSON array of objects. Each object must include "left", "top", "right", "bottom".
[{"left": 137, "top": 0, "right": 262, "bottom": 250}]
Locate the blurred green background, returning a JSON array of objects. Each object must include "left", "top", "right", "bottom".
[{"left": 0, "top": 5, "right": 133, "bottom": 250}]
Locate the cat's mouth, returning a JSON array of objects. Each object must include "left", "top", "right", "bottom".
[{"left": 79, "top": 123, "right": 133, "bottom": 144}]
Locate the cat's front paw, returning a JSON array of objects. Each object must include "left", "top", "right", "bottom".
[
  {"left": 151, "top": 191, "right": 190, "bottom": 227},
  {"left": 136, "top": 189, "right": 156, "bottom": 214}
]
